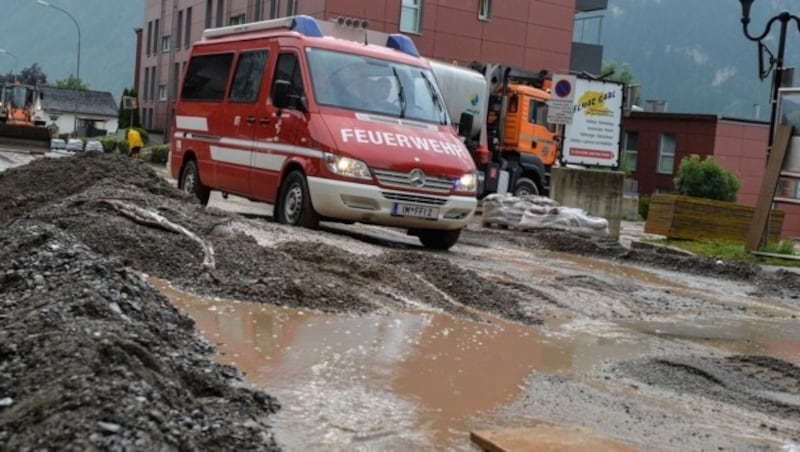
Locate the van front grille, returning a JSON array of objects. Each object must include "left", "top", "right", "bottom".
[{"left": 373, "top": 169, "right": 454, "bottom": 193}]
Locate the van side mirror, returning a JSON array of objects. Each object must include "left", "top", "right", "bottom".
[
  {"left": 457, "top": 112, "right": 473, "bottom": 137},
  {"left": 273, "top": 80, "right": 291, "bottom": 109},
  {"left": 272, "top": 79, "right": 307, "bottom": 112}
]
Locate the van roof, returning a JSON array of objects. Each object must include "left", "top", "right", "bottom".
[{"left": 198, "top": 15, "right": 427, "bottom": 67}]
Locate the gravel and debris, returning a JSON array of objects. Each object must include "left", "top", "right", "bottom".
[{"left": 2, "top": 153, "right": 799, "bottom": 450}]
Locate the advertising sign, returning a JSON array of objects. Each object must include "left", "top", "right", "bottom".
[{"left": 561, "top": 78, "right": 624, "bottom": 167}]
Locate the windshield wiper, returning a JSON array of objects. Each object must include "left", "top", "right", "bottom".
[
  {"left": 420, "top": 71, "right": 446, "bottom": 124},
  {"left": 392, "top": 67, "right": 407, "bottom": 118}
]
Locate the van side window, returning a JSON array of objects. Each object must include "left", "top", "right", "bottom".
[
  {"left": 271, "top": 53, "right": 304, "bottom": 105},
  {"left": 181, "top": 53, "right": 234, "bottom": 101},
  {"left": 229, "top": 50, "right": 268, "bottom": 103}
]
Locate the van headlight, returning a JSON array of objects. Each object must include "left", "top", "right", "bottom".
[
  {"left": 455, "top": 172, "right": 477, "bottom": 193},
  {"left": 324, "top": 153, "right": 372, "bottom": 180}
]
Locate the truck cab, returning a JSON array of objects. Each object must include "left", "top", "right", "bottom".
[{"left": 430, "top": 60, "right": 562, "bottom": 197}]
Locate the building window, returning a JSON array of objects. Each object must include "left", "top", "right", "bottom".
[
  {"left": 205, "top": 0, "right": 213, "bottom": 28},
  {"left": 269, "top": 0, "right": 279, "bottom": 19},
  {"left": 146, "top": 21, "right": 152, "bottom": 57},
  {"left": 254, "top": 0, "right": 263, "bottom": 21},
  {"left": 173, "top": 62, "right": 181, "bottom": 100},
  {"left": 153, "top": 19, "right": 160, "bottom": 54},
  {"left": 230, "top": 14, "right": 246, "bottom": 25},
  {"left": 623, "top": 131, "right": 639, "bottom": 171},
  {"left": 657, "top": 133, "right": 676, "bottom": 174},
  {"left": 185, "top": 7, "right": 192, "bottom": 48},
  {"left": 216, "top": 0, "right": 225, "bottom": 27},
  {"left": 161, "top": 35, "right": 171, "bottom": 52},
  {"left": 158, "top": 85, "right": 167, "bottom": 101},
  {"left": 150, "top": 68, "right": 157, "bottom": 101},
  {"left": 143, "top": 67, "right": 150, "bottom": 101},
  {"left": 478, "top": 0, "right": 491, "bottom": 20},
  {"left": 176, "top": 10, "right": 183, "bottom": 50},
  {"left": 400, "top": 0, "right": 422, "bottom": 34},
  {"left": 286, "top": 0, "right": 296, "bottom": 15}
]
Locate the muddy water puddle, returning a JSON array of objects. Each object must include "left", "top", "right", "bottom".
[{"left": 152, "top": 279, "right": 800, "bottom": 450}]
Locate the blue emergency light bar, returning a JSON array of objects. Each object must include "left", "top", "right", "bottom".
[
  {"left": 386, "top": 34, "right": 420, "bottom": 57},
  {"left": 291, "top": 15, "right": 324, "bottom": 38}
]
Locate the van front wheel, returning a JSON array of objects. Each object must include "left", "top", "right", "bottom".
[
  {"left": 278, "top": 171, "right": 320, "bottom": 228},
  {"left": 416, "top": 228, "right": 461, "bottom": 250}
]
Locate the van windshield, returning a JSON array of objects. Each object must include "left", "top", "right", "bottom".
[{"left": 306, "top": 47, "right": 449, "bottom": 125}]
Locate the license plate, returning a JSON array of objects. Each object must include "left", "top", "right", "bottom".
[{"left": 392, "top": 203, "right": 439, "bottom": 219}]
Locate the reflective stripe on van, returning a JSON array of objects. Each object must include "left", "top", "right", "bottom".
[
  {"left": 175, "top": 132, "right": 324, "bottom": 171},
  {"left": 176, "top": 115, "right": 209, "bottom": 131}
]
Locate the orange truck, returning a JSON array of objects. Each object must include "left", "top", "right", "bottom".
[
  {"left": 170, "top": 16, "right": 478, "bottom": 250},
  {"left": 430, "top": 61, "right": 561, "bottom": 196}
]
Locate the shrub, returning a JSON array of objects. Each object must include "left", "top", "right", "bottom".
[
  {"left": 638, "top": 194, "right": 651, "bottom": 220},
  {"left": 99, "top": 137, "right": 118, "bottom": 153},
  {"left": 674, "top": 154, "right": 740, "bottom": 202},
  {"left": 148, "top": 145, "right": 170, "bottom": 164}
]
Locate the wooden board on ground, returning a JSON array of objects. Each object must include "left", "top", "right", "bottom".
[{"left": 471, "top": 425, "right": 635, "bottom": 452}]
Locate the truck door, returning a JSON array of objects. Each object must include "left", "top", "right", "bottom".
[
  {"left": 216, "top": 48, "right": 270, "bottom": 197},
  {"left": 251, "top": 51, "right": 306, "bottom": 201}
]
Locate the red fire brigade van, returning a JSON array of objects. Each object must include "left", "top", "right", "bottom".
[{"left": 170, "top": 15, "right": 477, "bottom": 249}]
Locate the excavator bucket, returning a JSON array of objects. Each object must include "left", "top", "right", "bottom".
[{"left": 0, "top": 123, "right": 52, "bottom": 153}]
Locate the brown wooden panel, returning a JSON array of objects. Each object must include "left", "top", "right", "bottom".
[
  {"left": 646, "top": 194, "right": 784, "bottom": 244},
  {"left": 746, "top": 125, "right": 793, "bottom": 251}
]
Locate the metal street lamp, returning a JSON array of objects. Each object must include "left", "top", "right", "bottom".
[
  {"left": 738, "top": 0, "right": 800, "bottom": 155},
  {"left": 0, "top": 49, "right": 19, "bottom": 76},
  {"left": 37, "top": 0, "right": 81, "bottom": 135}
]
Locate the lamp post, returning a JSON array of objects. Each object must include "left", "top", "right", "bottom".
[
  {"left": 37, "top": 0, "right": 81, "bottom": 135},
  {"left": 0, "top": 49, "right": 19, "bottom": 76},
  {"left": 738, "top": 0, "right": 800, "bottom": 155}
]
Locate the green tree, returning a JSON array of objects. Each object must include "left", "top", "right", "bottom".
[
  {"left": 602, "top": 60, "right": 640, "bottom": 106},
  {"left": 0, "top": 63, "right": 48, "bottom": 85},
  {"left": 674, "top": 154, "right": 740, "bottom": 202},
  {"left": 601, "top": 60, "right": 635, "bottom": 85},
  {"left": 118, "top": 88, "right": 140, "bottom": 129},
  {"left": 54, "top": 75, "right": 89, "bottom": 90}
]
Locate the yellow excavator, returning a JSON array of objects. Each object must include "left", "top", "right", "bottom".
[{"left": 0, "top": 82, "right": 51, "bottom": 151}]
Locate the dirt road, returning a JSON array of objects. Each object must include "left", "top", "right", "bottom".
[{"left": 1, "top": 152, "right": 799, "bottom": 451}]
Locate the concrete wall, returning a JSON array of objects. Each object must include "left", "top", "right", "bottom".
[{"left": 550, "top": 167, "right": 625, "bottom": 239}]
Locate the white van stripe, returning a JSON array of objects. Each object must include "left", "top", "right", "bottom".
[
  {"left": 176, "top": 115, "right": 209, "bottom": 131},
  {"left": 252, "top": 153, "right": 287, "bottom": 171},
  {"left": 210, "top": 146, "right": 251, "bottom": 166},
  {"left": 254, "top": 141, "right": 324, "bottom": 159}
]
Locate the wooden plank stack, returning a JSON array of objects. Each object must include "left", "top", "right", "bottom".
[{"left": 645, "top": 194, "right": 784, "bottom": 244}]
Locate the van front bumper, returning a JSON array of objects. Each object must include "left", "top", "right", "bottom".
[{"left": 307, "top": 176, "right": 477, "bottom": 230}]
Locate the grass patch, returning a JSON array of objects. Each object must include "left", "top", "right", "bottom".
[{"left": 644, "top": 238, "right": 800, "bottom": 267}]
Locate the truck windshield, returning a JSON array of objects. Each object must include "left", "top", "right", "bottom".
[
  {"left": 306, "top": 47, "right": 449, "bottom": 125},
  {"left": 8, "top": 86, "right": 29, "bottom": 108}
]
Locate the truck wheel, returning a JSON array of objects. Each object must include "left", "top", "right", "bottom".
[
  {"left": 179, "top": 159, "right": 210, "bottom": 206},
  {"left": 277, "top": 170, "right": 320, "bottom": 228},
  {"left": 417, "top": 228, "right": 461, "bottom": 250},
  {"left": 514, "top": 177, "right": 539, "bottom": 197}
]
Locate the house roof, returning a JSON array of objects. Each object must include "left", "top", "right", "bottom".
[{"left": 40, "top": 87, "right": 118, "bottom": 118}]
